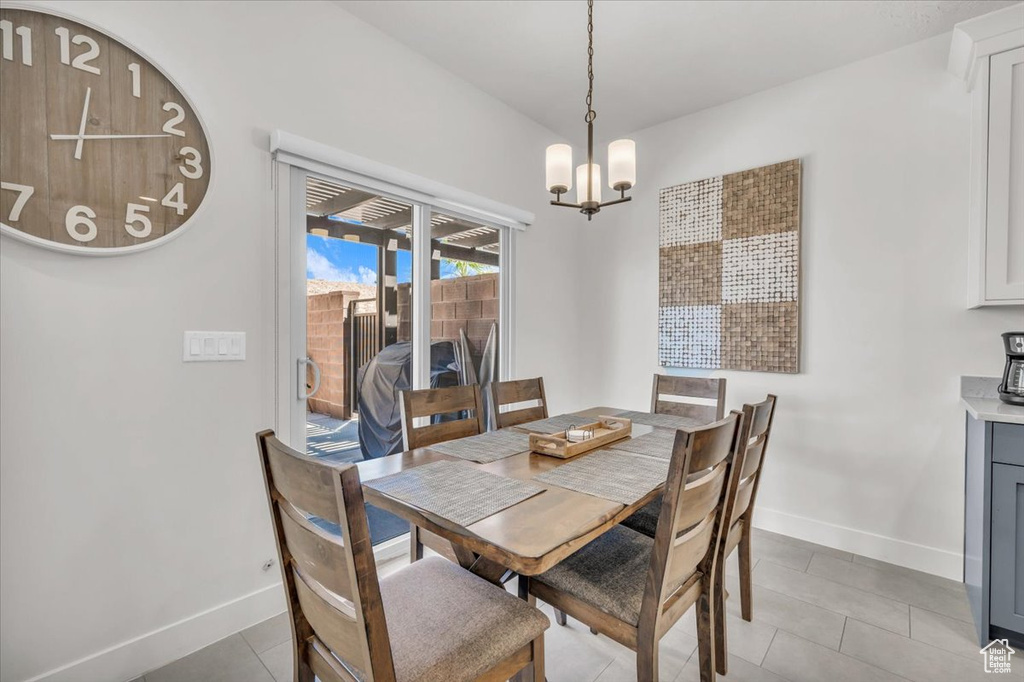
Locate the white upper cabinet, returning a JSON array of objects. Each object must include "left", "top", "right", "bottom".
[
  {"left": 949, "top": 5, "right": 1024, "bottom": 308},
  {"left": 986, "top": 47, "right": 1024, "bottom": 303}
]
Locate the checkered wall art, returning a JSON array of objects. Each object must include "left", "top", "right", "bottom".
[{"left": 658, "top": 159, "right": 801, "bottom": 373}]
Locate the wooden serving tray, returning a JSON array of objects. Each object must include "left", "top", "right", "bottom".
[{"left": 529, "top": 416, "right": 632, "bottom": 459}]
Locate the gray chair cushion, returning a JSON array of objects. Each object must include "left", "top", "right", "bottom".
[
  {"left": 533, "top": 525, "right": 654, "bottom": 625},
  {"left": 381, "top": 556, "right": 549, "bottom": 682},
  {"left": 621, "top": 494, "right": 662, "bottom": 538}
]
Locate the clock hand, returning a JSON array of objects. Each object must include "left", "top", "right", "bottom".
[
  {"left": 50, "top": 134, "right": 174, "bottom": 140},
  {"left": 74, "top": 86, "right": 92, "bottom": 161}
]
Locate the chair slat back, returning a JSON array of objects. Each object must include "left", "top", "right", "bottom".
[
  {"left": 651, "top": 375, "right": 726, "bottom": 423},
  {"left": 278, "top": 502, "right": 354, "bottom": 600},
  {"left": 748, "top": 396, "right": 775, "bottom": 439},
  {"left": 738, "top": 439, "right": 766, "bottom": 482},
  {"left": 257, "top": 430, "right": 396, "bottom": 682},
  {"left": 309, "top": 637, "right": 362, "bottom": 682},
  {"left": 492, "top": 377, "right": 548, "bottom": 429},
  {"left": 688, "top": 420, "right": 740, "bottom": 472},
  {"left": 264, "top": 436, "right": 342, "bottom": 524},
  {"left": 664, "top": 510, "right": 719, "bottom": 591},
  {"left": 293, "top": 568, "right": 367, "bottom": 669},
  {"left": 645, "top": 413, "right": 743, "bottom": 611},
  {"left": 727, "top": 395, "right": 777, "bottom": 525},
  {"left": 400, "top": 385, "right": 485, "bottom": 450},
  {"left": 731, "top": 477, "right": 756, "bottom": 524},
  {"left": 673, "top": 460, "right": 729, "bottom": 532}
]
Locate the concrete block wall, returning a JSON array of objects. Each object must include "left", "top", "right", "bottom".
[
  {"left": 306, "top": 289, "right": 369, "bottom": 418},
  {"left": 397, "top": 272, "right": 498, "bottom": 358}
]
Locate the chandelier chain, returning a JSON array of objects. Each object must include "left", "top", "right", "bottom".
[{"left": 585, "top": 0, "right": 595, "bottom": 123}]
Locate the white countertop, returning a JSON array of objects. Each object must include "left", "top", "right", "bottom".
[{"left": 961, "top": 376, "right": 1024, "bottom": 425}]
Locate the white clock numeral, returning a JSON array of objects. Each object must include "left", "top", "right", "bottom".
[
  {"left": 55, "top": 27, "right": 101, "bottom": 75},
  {"left": 125, "top": 203, "right": 152, "bottom": 238},
  {"left": 1, "top": 20, "right": 32, "bottom": 66},
  {"left": 162, "top": 102, "right": 186, "bottom": 137},
  {"left": 0, "top": 20, "right": 10, "bottom": 61},
  {"left": 161, "top": 183, "right": 187, "bottom": 216},
  {"left": 178, "top": 146, "right": 203, "bottom": 180},
  {"left": 65, "top": 205, "right": 98, "bottom": 242},
  {"left": 128, "top": 62, "right": 141, "bottom": 98},
  {"left": 0, "top": 182, "right": 34, "bottom": 222}
]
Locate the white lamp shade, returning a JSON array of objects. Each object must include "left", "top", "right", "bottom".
[
  {"left": 576, "top": 163, "right": 602, "bottom": 204},
  {"left": 608, "top": 139, "right": 636, "bottom": 190},
  {"left": 545, "top": 144, "right": 573, "bottom": 192}
]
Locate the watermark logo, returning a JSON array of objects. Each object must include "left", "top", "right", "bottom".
[{"left": 981, "top": 639, "right": 1016, "bottom": 674}]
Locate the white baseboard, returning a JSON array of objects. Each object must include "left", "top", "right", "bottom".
[
  {"left": 754, "top": 506, "right": 963, "bottom": 582},
  {"left": 22, "top": 537, "right": 408, "bottom": 682},
  {"left": 22, "top": 584, "right": 286, "bottom": 682}
]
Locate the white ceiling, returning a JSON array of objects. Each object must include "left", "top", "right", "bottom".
[{"left": 337, "top": 0, "right": 1014, "bottom": 144}]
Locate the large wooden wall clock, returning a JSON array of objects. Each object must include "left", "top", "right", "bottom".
[{"left": 0, "top": 5, "right": 211, "bottom": 255}]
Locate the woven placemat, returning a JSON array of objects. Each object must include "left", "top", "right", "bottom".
[
  {"left": 427, "top": 429, "right": 530, "bottom": 463},
  {"left": 613, "top": 410, "right": 706, "bottom": 430},
  {"left": 535, "top": 450, "right": 670, "bottom": 506},
  {"left": 516, "top": 413, "right": 603, "bottom": 434},
  {"left": 608, "top": 427, "right": 678, "bottom": 460},
  {"left": 365, "top": 460, "right": 543, "bottom": 527}
]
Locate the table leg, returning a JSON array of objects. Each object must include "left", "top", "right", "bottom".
[
  {"left": 452, "top": 545, "right": 513, "bottom": 585},
  {"left": 518, "top": 573, "right": 536, "bottom": 606},
  {"left": 514, "top": 575, "right": 536, "bottom": 682},
  {"left": 451, "top": 543, "right": 477, "bottom": 570}
]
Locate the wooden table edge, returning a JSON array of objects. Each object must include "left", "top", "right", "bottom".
[{"left": 361, "top": 481, "right": 663, "bottom": 576}]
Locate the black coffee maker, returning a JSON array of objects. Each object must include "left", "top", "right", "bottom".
[{"left": 999, "top": 332, "right": 1024, "bottom": 406}]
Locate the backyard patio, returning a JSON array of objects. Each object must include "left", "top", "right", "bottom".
[{"left": 305, "top": 412, "right": 362, "bottom": 464}]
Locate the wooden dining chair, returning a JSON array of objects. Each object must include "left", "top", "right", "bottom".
[
  {"left": 713, "top": 395, "right": 777, "bottom": 675},
  {"left": 530, "top": 413, "right": 745, "bottom": 682},
  {"left": 399, "top": 384, "right": 485, "bottom": 562},
  {"left": 651, "top": 374, "right": 727, "bottom": 422},
  {"left": 491, "top": 377, "right": 548, "bottom": 429},
  {"left": 620, "top": 375, "right": 728, "bottom": 538},
  {"left": 399, "top": 384, "right": 485, "bottom": 450},
  {"left": 256, "top": 430, "right": 548, "bottom": 682}
]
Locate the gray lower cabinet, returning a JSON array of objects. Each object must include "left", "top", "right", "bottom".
[
  {"left": 991, "top": 463, "right": 1024, "bottom": 633},
  {"left": 965, "top": 416, "right": 1024, "bottom": 647}
]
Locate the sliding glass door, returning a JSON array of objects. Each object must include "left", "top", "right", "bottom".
[{"left": 281, "top": 166, "right": 513, "bottom": 549}]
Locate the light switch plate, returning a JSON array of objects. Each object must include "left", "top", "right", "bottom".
[{"left": 183, "top": 332, "right": 246, "bottom": 362}]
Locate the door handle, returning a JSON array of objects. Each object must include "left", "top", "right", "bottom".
[{"left": 298, "top": 357, "right": 321, "bottom": 400}]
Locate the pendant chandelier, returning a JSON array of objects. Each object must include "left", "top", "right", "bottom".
[{"left": 546, "top": 0, "right": 636, "bottom": 220}]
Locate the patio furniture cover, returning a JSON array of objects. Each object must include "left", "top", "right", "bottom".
[{"left": 356, "top": 341, "right": 460, "bottom": 460}]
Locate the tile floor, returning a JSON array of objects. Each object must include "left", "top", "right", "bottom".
[{"left": 135, "top": 529, "right": 1020, "bottom": 682}]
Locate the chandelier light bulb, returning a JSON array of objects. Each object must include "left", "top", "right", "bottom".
[
  {"left": 576, "top": 163, "right": 602, "bottom": 204},
  {"left": 608, "top": 139, "right": 636, "bottom": 190},
  {"left": 545, "top": 144, "right": 573, "bottom": 193}
]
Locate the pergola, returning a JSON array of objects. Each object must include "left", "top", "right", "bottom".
[{"left": 305, "top": 176, "right": 500, "bottom": 347}]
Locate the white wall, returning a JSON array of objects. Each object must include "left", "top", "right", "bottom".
[
  {"left": 0, "top": 2, "right": 583, "bottom": 682},
  {"left": 577, "top": 33, "right": 1023, "bottom": 580}
]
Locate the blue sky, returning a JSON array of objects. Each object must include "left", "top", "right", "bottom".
[
  {"left": 306, "top": 233, "right": 496, "bottom": 283},
  {"left": 306, "top": 234, "right": 401, "bottom": 284}
]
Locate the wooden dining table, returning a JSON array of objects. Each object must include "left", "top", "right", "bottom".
[{"left": 357, "top": 406, "right": 701, "bottom": 583}]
